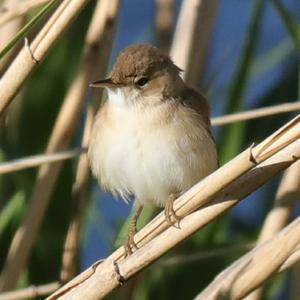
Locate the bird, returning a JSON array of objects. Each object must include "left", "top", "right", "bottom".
[{"left": 88, "top": 44, "right": 218, "bottom": 255}]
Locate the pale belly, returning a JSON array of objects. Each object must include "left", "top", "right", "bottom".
[{"left": 88, "top": 106, "right": 218, "bottom": 206}]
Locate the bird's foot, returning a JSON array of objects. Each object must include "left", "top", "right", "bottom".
[
  {"left": 124, "top": 227, "right": 137, "bottom": 257},
  {"left": 164, "top": 193, "right": 181, "bottom": 227},
  {"left": 124, "top": 205, "right": 143, "bottom": 257}
]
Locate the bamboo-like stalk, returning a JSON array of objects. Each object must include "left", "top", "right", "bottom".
[
  {"left": 0, "top": 0, "right": 91, "bottom": 115},
  {"left": 59, "top": 108, "right": 94, "bottom": 283},
  {"left": 1, "top": 101, "right": 300, "bottom": 174},
  {"left": 195, "top": 216, "right": 300, "bottom": 300},
  {"left": 155, "top": 0, "right": 174, "bottom": 53},
  {"left": 6, "top": 244, "right": 300, "bottom": 300},
  {"left": 0, "top": 0, "right": 114, "bottom": 291},
  {"left": 0, "top": 0, "right": 25, "bottom": 147},
  {"left": 211, "top": 101, "right": 300, "bottom": 126},
  {"left": 0, "top": 0, "right": 25, "bottom": 73},
  {"left": 0, "top": 0, "right": 49, "bottom": 27},
  {"left": 170, "top": 0, "right": 219, "bottom": 86},
  {"left": 47, "top": 115, "right": 300, "bottom": 299},
  {"left": 279, "top": 245, "right": 300, "bottom": 272},
  {"left": 0, "top": 147, "right": 85, "bottom": 174},
  {"left": 60, "top": 0, "right": 120, "bottom": 282},
  {"left": 0, "top": 282, "right": 60, "bottom": 300},
  {"left": 244, "top": 160, "right": 300, "bottom": 300}
]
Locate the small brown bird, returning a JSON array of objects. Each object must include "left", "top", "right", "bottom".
[{"left": 88, "top": 44, "right": 218, "bottom": 254}]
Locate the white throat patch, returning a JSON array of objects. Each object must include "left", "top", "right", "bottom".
[{"left": 107, "top": 87, "right": 141, "bottom": 108}]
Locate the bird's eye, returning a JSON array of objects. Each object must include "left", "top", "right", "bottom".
[{"left": 135, "top": 77, "right": 149, "bottom": 87}]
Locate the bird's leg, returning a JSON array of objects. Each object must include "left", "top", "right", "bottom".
[
  {"left": 164, "top": 193, "right": 181, "bottom": 226},
  {"left": 124, "top": 205, "right": 143, "bottom": 256}
]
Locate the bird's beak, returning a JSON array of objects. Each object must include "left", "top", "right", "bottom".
[{"left": 89, "top": 78, "right": 121, "bottom": 88}]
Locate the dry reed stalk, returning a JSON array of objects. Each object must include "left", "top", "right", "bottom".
[
  {"left": 6, "top": 244, "right": 300, "bottom": 300},
  {"left": 0, "top": 0, "right": 116, "bottom": 290},
  {"left": 0, "top": 147, "right": 85, "bottom": 174},
  {"left": 170, "top": 0, "right": 219, "bottom": 86},
  {"left": 155, "top": 0, "right": 174, "bottom": 53},
  {"left": 0, "top": 0, "right": 25, "bottom": 73},
  {"left": 0, "top": 282, "right": 60, "bottom": 300},
  {"left": 279, "top": 246, "right": 300, "bottom": 272},
  {"left": 1, "top": 101, "right": 300, "bottom": 173},
  {"left": 0, "top": 0, "right": 48, "bottom": 27},
  {"left": 59, "top": 107, "right": 94, "bottom": 283},
  {"left": 195, "top": 216, "right": 300, "bottom": 300},
  {"left": 244, "top": 160, "right": 300, "bottom": 300},
  {"left": 47, "top": 115, "right": 300, "bottom": 299},
  {"left": 59, "top": 0, "right": 120, "bottom": 282},
  {"left": 0, "top": 0, "right": 91, "bottom": 115},
  {"left": 0, "top": 0, "right": 25, "bottom": 146},
  {"left": 211, "top": 101, "right": 300, "bottom": 126}
]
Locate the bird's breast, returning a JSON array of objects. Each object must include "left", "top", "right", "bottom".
[{"left": 88, "top": 101, "right": 218, "bottom": 206}]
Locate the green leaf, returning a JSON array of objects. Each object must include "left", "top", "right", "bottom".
[
  {"left": 272, "top": 0, "right": 300, "bottom": 51},
  {"left": 251, "top": 37, "right": 293, "bottom": 78},
  {"left": 219, "top": 0, "right": 266, "bottom": 163},
  {"left": 0, "top": 190, "right": 25, "bottom": 235},
  {"left": 0, "top": 0, "right": 59, "bottom": 60},
  {"left": 271, "top": 0, "right": 300, "bottom": 99}
]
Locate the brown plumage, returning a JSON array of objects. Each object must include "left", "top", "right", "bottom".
[{"left": 110, "top": 44, "right": 182, "bottom": 83}]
